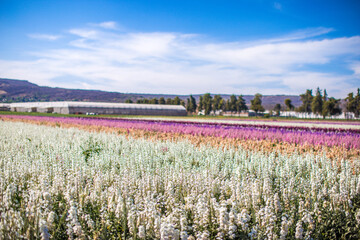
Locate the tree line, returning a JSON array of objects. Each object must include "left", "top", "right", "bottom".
[
  {"left": 289, "top": 88, "right": 359, "bottom": 118},
  {"left": 126, "top": 88, "right": 359, "bottom": 117},
  {"left": 271, "top": 88, "right": 359, "bottom": 118},
  {"left": 345, "top": 88, "right": 360, "bottom": 118},
  {"left": 125, "top": 96, "right": 185, "bottom": 106},
  {"left": 293, "top": 88, "right": 341, "bottom": 118},
  {"left": 189, "top": 93, "right": 250, "bottom": 115},
  {"left": 130, "top": 94, "right": 256, "bottom": 115}
]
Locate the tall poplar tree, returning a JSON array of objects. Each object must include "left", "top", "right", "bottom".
[
  {"left": 198, "top": 96, "right": 204, "bottom": 112},
  {"left": 236, "top": 95, "right": 248, "bottom": 112},
  {"left": 212, "top": 95, "right": 223, "bottom": 112},
  {"left": 225, "top": 99, "right": 230, "bottom": 112},
  {"left": 202, "top": 93, "right": 213, "bottom": 115},
  {"left": 229, "top": 95, "right": 238, "bottom": 113},
  {"left": 298, "top": 90, "right": 313, "bottom": 113},
  {"left": 311, "top": 87, "right": 323, "bottom": 115},
  {"left": 186, "top": 95, "right": 197, "bottom": 113}
]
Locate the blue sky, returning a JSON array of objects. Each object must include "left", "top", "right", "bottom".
[{"left": 0, "top": 0, "right": 359, "bottom": 97}]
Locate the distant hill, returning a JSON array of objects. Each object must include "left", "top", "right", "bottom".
[{"left": 0, "top": 78, "right": 301, "bottom": 109}]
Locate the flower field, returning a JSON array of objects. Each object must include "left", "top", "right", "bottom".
[
  {"left": 2, "top": 115, "right": 360, "bottom": 149},
  {"left": 2, "top": 114, "right": 360, "bottom": 162},
  {"left": 1, "top": 116, "right": 360, "bottom": 239}
]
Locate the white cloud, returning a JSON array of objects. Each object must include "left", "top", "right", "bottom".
[
  {"left": 28, "top": 34, "right": 61, "bottom": 41},
  {"left": 2, "top": 23, "right": 360, "bottom": 98}
]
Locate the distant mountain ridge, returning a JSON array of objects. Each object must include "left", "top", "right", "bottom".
[{"left": 0, "top": 78, "right": 301, "bottom": 109}]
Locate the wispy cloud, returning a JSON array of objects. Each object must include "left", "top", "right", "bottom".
[
  {"left": 68, "top": 29, "right": 98, "bottom": 39},
  {"left": 28, "top": 34, "right": 61, "bottom": 41},
  {"left": 274, "top": 2, "right": 282, "bottom": 10},
  {"left": 266, "top": 27, "right": 334, "bottom": 43},
  {"left": 2, "top": 22, "right": 360, "bottom": 97},
  {"left": 92, "top": 21, "right": 118, "bottom": 30}
]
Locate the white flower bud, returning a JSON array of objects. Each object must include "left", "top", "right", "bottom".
[{"left": 138, "top": 225, "right": 146, "bottom": 239}]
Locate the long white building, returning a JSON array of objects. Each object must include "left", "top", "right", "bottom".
[{"left": 7, "top": 101, "right": 187, "bottom": 116}]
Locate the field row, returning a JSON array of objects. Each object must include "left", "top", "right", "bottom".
[{"left": 125, "top": 116, "right": 360, "bottom": 129}]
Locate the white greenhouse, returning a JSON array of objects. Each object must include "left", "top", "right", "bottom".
[
  {"left": 0, "top": 103, "right": 10, "bottom": 111},
  {"left": 8, "top": 101, "right": 187, "bottom": 116}
]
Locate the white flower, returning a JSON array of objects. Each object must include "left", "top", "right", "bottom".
[
  {"left": 47, "top": 211, "right": 56, "bottom": 227},
  {"left": 279, "top": 216, "right": 289, "bottom": 240},
  {"left": 43, "top": 192, "right": 51, "bottom": 202},
  {"left": 295, "top": 220, "right": 303, "bottom": 239},
  {"left": 274, "top": 193, "right": 282, "bottom": 213},
  {"left": 180, "top": 230, "right": 188, "bottom": 240},
  {"left": 138, "top": 225, "right": 146, "bottom": 239},
  {"left": 39, "top": 219, "right": 50, "bottom": 240},
  {"left": 66, "top": 202, "right": 83, "bottom": 238}
]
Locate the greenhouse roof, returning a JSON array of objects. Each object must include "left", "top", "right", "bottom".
[{"left": 9, "top": 101, "right": 186, "bottom": 110}]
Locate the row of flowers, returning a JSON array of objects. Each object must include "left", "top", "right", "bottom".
[{"left": 127, "top": 116, "right": 360, "bottom": 128}]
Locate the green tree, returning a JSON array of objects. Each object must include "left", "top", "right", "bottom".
[
  {"left": 198, "top": 96, "right": 204, "bottom": 112},
  {"left": 219, "top": 99, "right": 226, "bottom": 111},
  {"left": 125, "top": 99, "right": 133, "bottom": 103},
  {"left": 229, "top": 95, "right": 238, "bottom": 113},
  {"left": 190, "top": 95, "right": 197, "bottom": 112},
  {"left": 345, "top": 88, "right": 360, "bottom": 117},
  {"left": 354, "top": 89, "right": 360, "bottom": 118},
  {"left": 236, "top": 95, "right": 248, "bottom": 112},
  {"left": 166, "top": 98, "right": 172, "bottom": 105},
  {"left": 224, "top": 99, "right": 230, "bottom": 112},
  {"left": 321, "top": 89, "right": 328, "bottom": 118},
  {"left": 186, "top": 98, "right": 191, "bottom": 112},
  {"left": 212, "top": 95, "right": 223, "bottom": 112},
  {"left": 186, "top": 95, "right": 197, "bottom": 113},
  {"left": 311, "top": 87, "right": 323, "bottom": 116},
  {"left": 284, "top": 98, "right": 294, "bottom": 111},
  {"left": 202, "top": 93, "right": 213, "bottom": 115},
  {"left": 173, "top": 96, "right": 181, "bottom": 105},
  {"left": 322, "top": 97, "right": 341, "bottom": 117},
  {"left": 149, "top": 98, "right": 158, "bottom": 104},
  {"left": 323, "top": 89, "right": 328, "bottom": 102},
  {"left": 137, "top": 98, "right": 149, "bottom": 104},
  {"left": 159, "top": 97, "right": 165, "bottom": 104},
  {"left": 250, "top": 93, "right": 265, "bottom": 114},
  {"left": 298, "top": 89, "right": 313, "bottom": 114},
  {"left": 346, "top": 93, "right": 355, "bottom": 112},
  {"left": 273, "top": 103, "right": 282, "bottom": 116}
]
